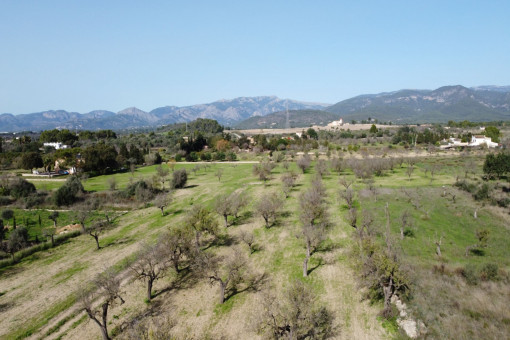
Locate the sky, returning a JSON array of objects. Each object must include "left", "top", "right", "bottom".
[{"left": 1, "top": 0, "right": 509, "bottom": 114}]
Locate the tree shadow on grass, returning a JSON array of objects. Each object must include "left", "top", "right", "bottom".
[
  {"left": 153, "top": 268, "right": 196, "bottom": 299},
  {"left": 307, "top": 257, "right": 324, "bottom": 276},
  {"left": 225, "top": 271, "right": 269, "bottom": 303},
  {"left": 233, "top": 211, "right": 253, "bottom": 225}
]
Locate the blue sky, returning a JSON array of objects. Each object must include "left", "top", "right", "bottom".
[{"left": 1, "top": 1, "right": 509, "bottom": 114}]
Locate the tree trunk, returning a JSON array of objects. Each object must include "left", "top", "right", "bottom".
[
  {"left": 101, "top": 302, "right": 111, "bottom": 340},
  {"left": 303, "top": 240, "right": 311, "bottom": 277},
  {"left": 382, "top": 277, "right": 394, "bottom": 316},
  {"left": 94, "top": 235, "right": 100, "bottom": 250},
  {"left": 223, "top": 214, "right": 229, "bottom": 228},
  {"left": 160, "top": 207, "right": 165, "bottom": 216},
  {"left": 147, "top": 278, "right": 153, "bottom": 301},
  {"left": 436, "top": 243, "right": 442, "bottom": 257},
  {"left": 264, "top": 216, "right": 269, "bottom": 228},
  {"left": 219, "top": 281, "right": 226, "bottom": 304},
  {"left": 195, "top": 231, "right": 201, "bottom": 249},
  {"left": 53, "top": 220, "right": 57, "bottom": 228},
  {"left": 80, "top": 223, "right": 86, "bottom": 234},
  {"left": 51, "top": 235, "right": 55, "bottom": 247}
]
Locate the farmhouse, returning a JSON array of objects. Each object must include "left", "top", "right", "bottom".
[
  {"left": 469, "top": 135, "right": 499, "bottom": 148},
  {"left": 43, "top": 142, "right": 70, "bottom": 150}
]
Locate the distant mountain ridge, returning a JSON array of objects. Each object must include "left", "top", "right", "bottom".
[
  {"left": 325, "top": 85, "right": 510, "bottom": 123},
  {"left": 0, "top": 96, "right": 328, "bottom": 132},
  {"left": 1, "top": 85, "right": 510, "bottom": 132}
]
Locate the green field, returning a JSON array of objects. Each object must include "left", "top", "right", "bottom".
[{"left": 1, "top": 154, "right": 509, "bottom": 339}]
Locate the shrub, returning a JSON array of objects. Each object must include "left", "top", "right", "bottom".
[
  {"left": 458, "top": 264, "right": 479, "bottom": 285},
  {"left": 9, "top": 178, "right": 36, "bottom": 199},
  {"left": 480, "top": 263, "right": 499, "bottom": 281},
  {"left": 0, "top": 196, "right": 12, "bottom": 206},
  {"left": 172, "top": 169, "right": 188, "bottom": 189}
]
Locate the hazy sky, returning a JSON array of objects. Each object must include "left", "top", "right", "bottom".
[{"left": 1, "top": 1, "right": 509, "bottom": 114}]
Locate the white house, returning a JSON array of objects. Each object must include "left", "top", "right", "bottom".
[
  {"left": 469, "top": 135, "right": 499, "bottom": 148},
  {"left": 43, "top": 142, "right": 70, "bottom": 150},
  {"left": 327, "top": 118, "right": 344, "bottom": 128}
]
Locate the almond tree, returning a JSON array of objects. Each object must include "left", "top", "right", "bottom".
[
  {"left": 81, "top": 268, "right": 124, "bottom": 340},
  {"left": 214, "top": 193, "right": 234, "bottom": 227},
  {"left": 161, "top": 226, "right": 194, "bottom": 273},
  {"left": 184, "top": 205, "right": 219, "bottom": 249},
  {"left": 42, "top": 227, "right": 56, "bottom": 247},
  {"left": 193, "top": 248, "right": 248, "bottom": 304},
  {"left": 130, "top": 241, "right": 169, "bottom": 301},
  {"left": 299, "top": 177, "right": 329, "bottom": 277},
  {"left": 255, "top": 192, "right": 284, "bottom": 228},
  {"left": 48, "top": 211, "right": 59, "bottom": 228},
  {"left": 87, "top": 220, "right": 110, "bottom": 250},
  {"left": 153, "top": 191, "right": 173, "bottom": 216},
  {"left": 258, "top": 280, "right": 334, "bottom": 339}
]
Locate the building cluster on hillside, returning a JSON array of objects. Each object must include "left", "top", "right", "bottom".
[
  {"left": 440, "top": 135, "right": 499, "bottom": 149},
  {"left": 43, "top": 142, "right": 70, "bottom": 150}
]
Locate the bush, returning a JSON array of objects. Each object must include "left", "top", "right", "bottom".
[
  {"left": 53, "top": 185, "right": 75, "bottom": 206},
  {"left": 0, "top": 196, "right": 12, "bottom": 206},
  {"left": 9, "top": 178, "right": 36, "bottom": 199},
  {"left": 458, "top": 264, "right": 479, "bottom": 285},
  {"left": 480, "top": 263, "right": 499, "bottom": 281},
  {"left": 23, "top": 194, "right": 44, "bottom": 208},
  {"left": 172, "top": 169, "right": 187, "bottom": 189},
  {"left": 54, "top": 176, "right": 85, "bottom": 206},
  {"left": 200, "top": 152, "right": 212, "bottom": 161}
]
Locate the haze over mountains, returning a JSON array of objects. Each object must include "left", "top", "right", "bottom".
[{"left": 1, "top": 85, "right": 509, "bottom": 132}]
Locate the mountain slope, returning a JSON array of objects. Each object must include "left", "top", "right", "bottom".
[
  {"left": 326, "top": 85, "right": 510, "bottom": 123},
  {"left": 235, "top": 109, "right": 339, "bottom": 129},
  {"left": 0, "top": 97, "right": 328, "bottom": 132}
]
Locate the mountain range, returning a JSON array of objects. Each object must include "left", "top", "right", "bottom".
[
  {"left": 1, "top": 85, "right": 509, "bottom": 132},
  {"left": 0, "top": 97, "right": 327, "bottom": 132}
]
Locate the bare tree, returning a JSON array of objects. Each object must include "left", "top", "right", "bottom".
[
  {"left": 406, "top": 164, "right": 415, "bottom": 181},
  {"left": 184, "top": 205, "right": 219, "bottom": 249},
  {"left": 42, "top": 227, "right": 56, "bottom": 247},
  {"left": 348, "top": 207, "right": 358, "bottom": 229},
  {"left": 130, "top": 241, "right": 169, "bottom": 301},
  {"left": 296, "top": 154, "right": 311, "bottom": 173},
  {"left": 80, "top": 268, "right": 124, "bottom": 340},
  {"left": 87, "top": 220, "right": 110, "bottom": 250},
  {"left": 281, "top": 172, "right": 297, "bottom": 198},
  {"left": 215, "top": 168, "right": 223, "bottom": 182},
  {"left": 48, "top": 211, "right": 59, "bottom": 228},
  {"left": 239, "top": 230, "right": 255, "bottom": 254},
  {"left": 255, "top": 192, "right": 284, "bottom": 228},
  {"left": 230, "top": 190, "right": 248, "bottom": 219},
  {"left": 258, "top": 280, "right": 334, "bottom": 339},
  {"left": 299, "top": 178, "right": 329, "bottom": 277},
  {"left": 253, "top": 161, "right": 275, "bottom": 183},
  {"left": 75, "top": 200, "right": 98, "bottom": 233},
  {"left": 434, "top": 234, "right": 443, "bottom": 257},
  {"left": 214, "top": 193, "right": 234, "bottom": 227},
  {"left": 339, "top": 176, "right": 353, "bottom": 190},
  {"left": 193, "top": 248, "right": 249, "bottom": 304},
  {"left": 156, "top": 164, "right": 170, "bottom": 189},
  {"left": 339, "top": 188, "right": 355, "bottom": 209},
  {"left": 399, "top": 210, "right": 411, "bottom": 240},
  {"left": 160, "top": 226, "right": 193, "bottom": 273},
  {"left": 315, "top": 159, "right": 329, "bottom": 178},
  {"left": 107, "top": 177, "right": 117, "bottom": 191},
  {"left": 153, "top": 192, "right": 173, "bottom": 216},
  {"left": 329, "top": 157, "right": 343, "bottom": 174}
]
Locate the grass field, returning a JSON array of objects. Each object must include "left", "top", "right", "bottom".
[{"left": 1, "top": 153, "right": 508, "bottom": 339}]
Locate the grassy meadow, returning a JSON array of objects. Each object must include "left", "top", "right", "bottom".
[{"left": 1, "top": 152, "right": 509, "bottom": 339}]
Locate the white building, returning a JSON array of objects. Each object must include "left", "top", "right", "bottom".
[
  {"left": 469, "top": 135, "right": 499, "bottom": 148},
  {"left": 327, "top": 118, "right": 343, "bottom": 128},
  {"left": 43, "top": 142, "right": 70, "bottom": 150}
]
